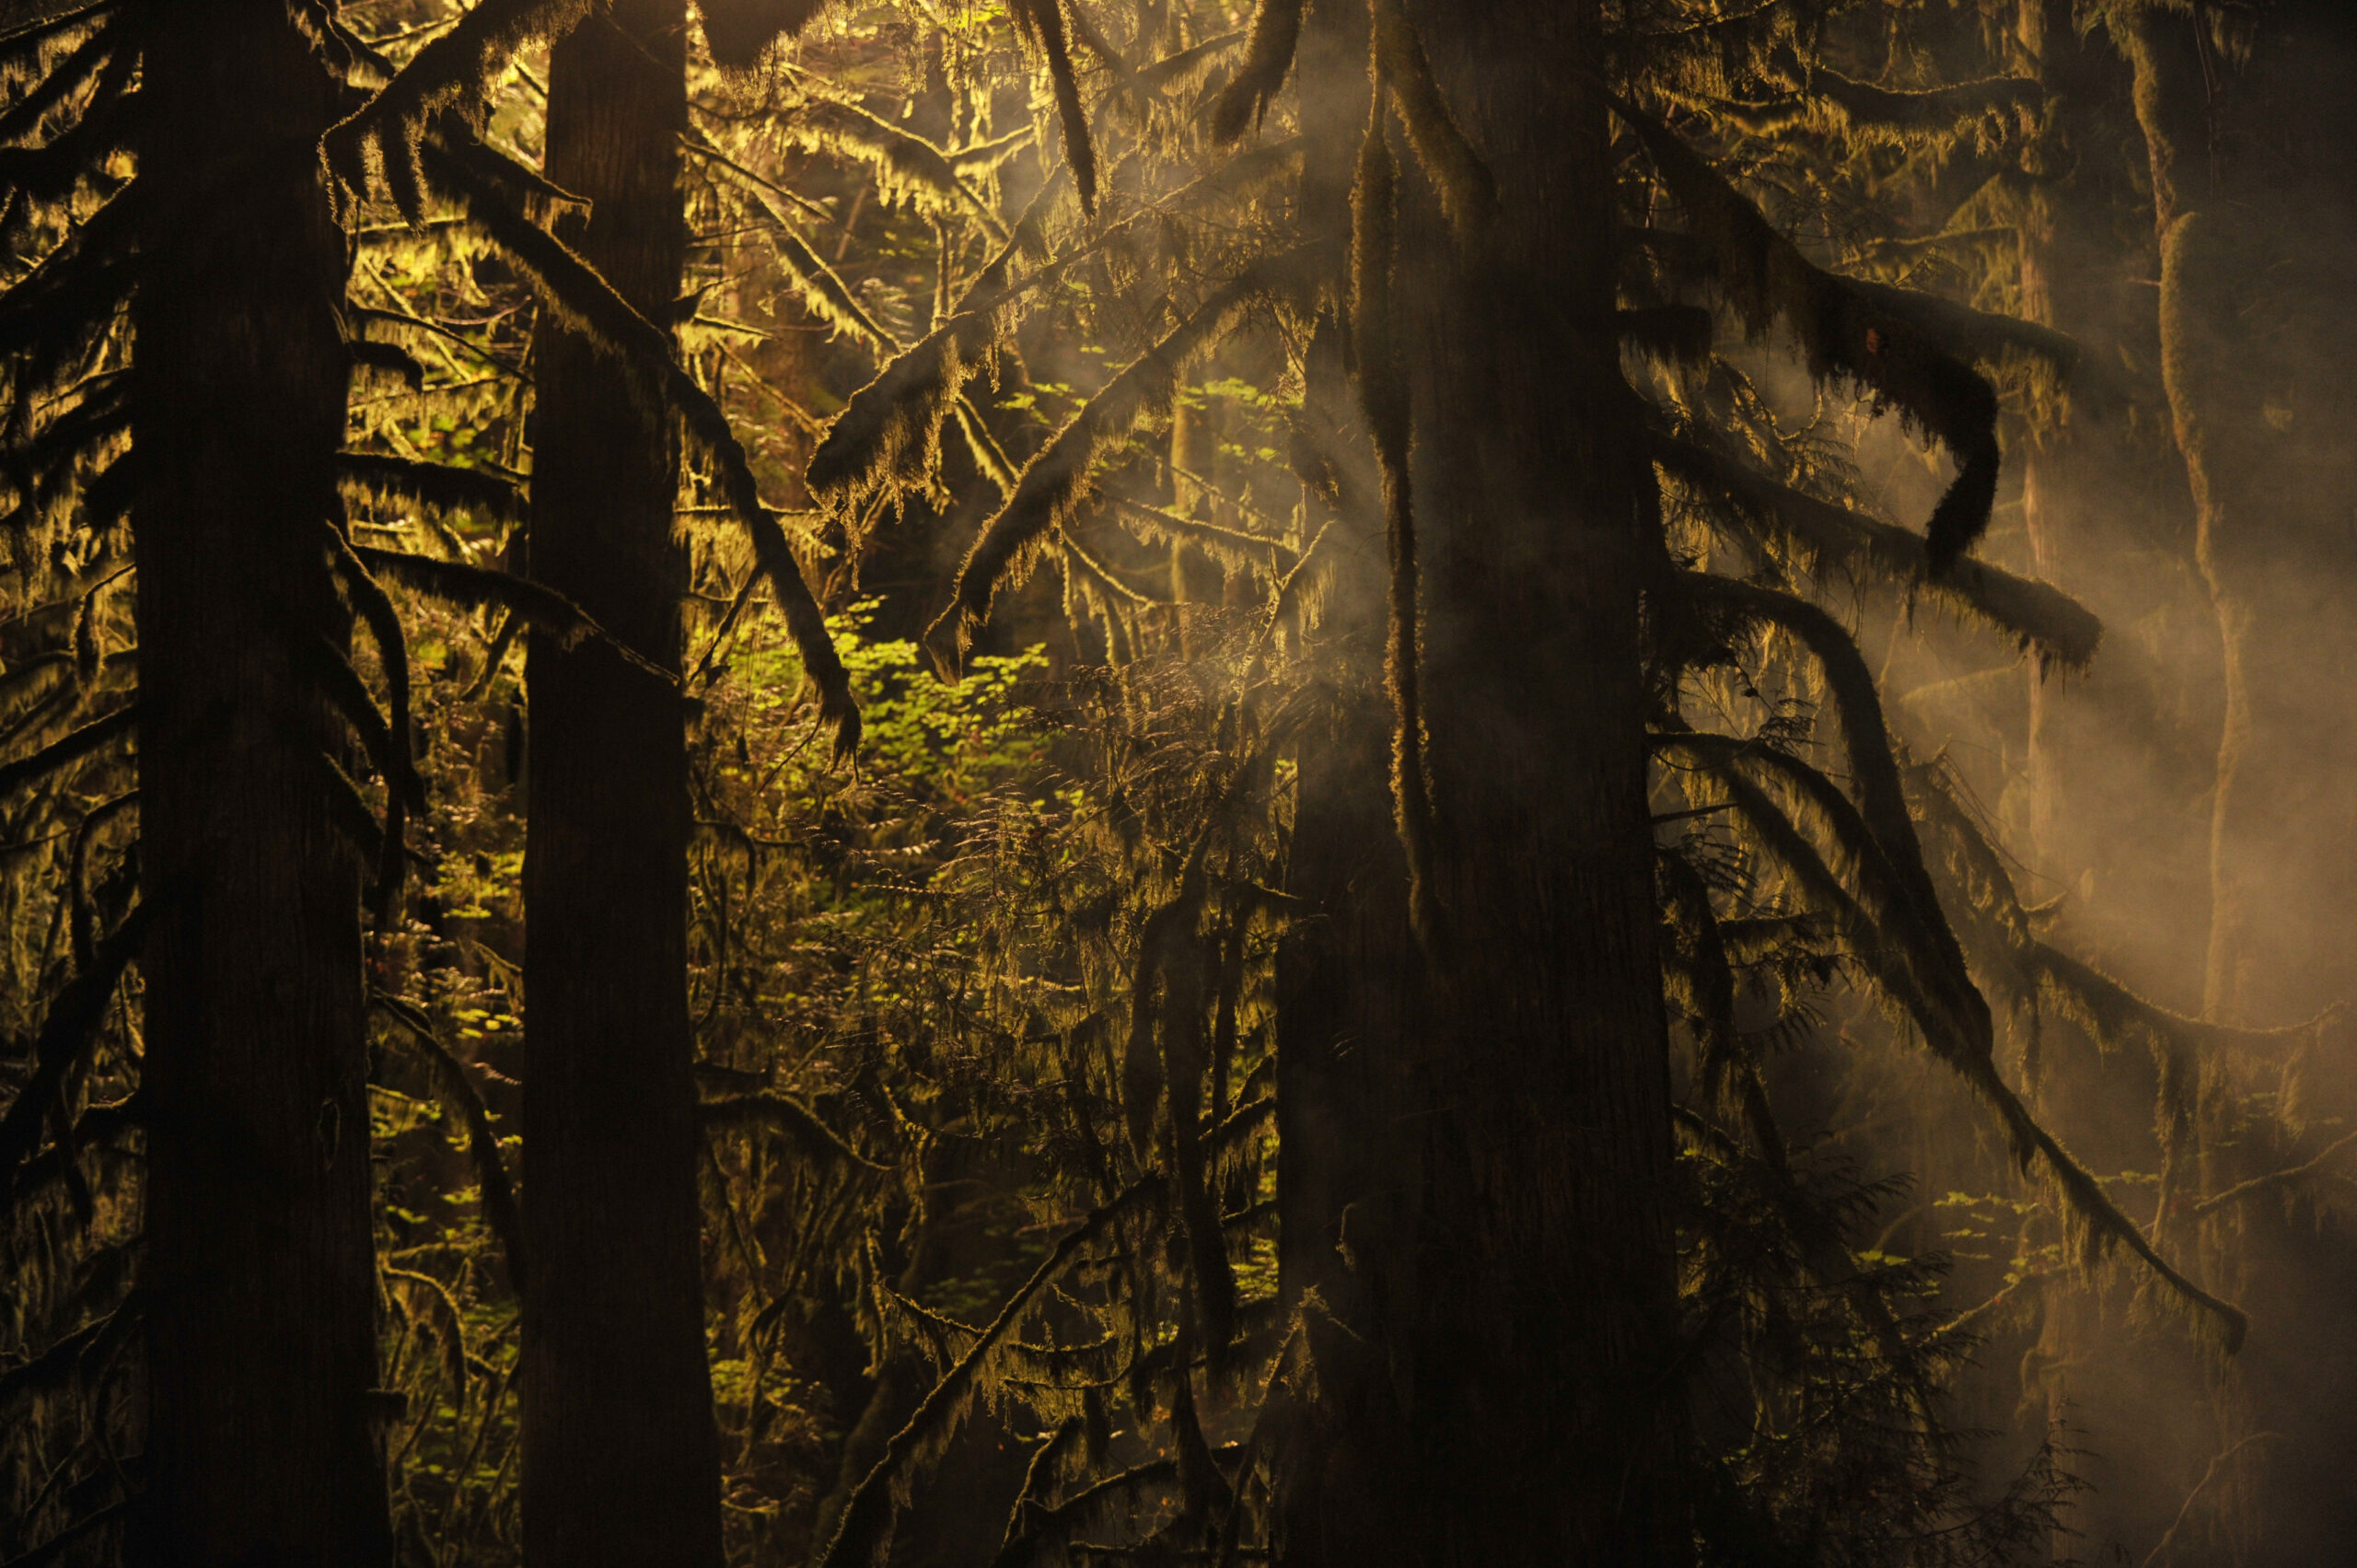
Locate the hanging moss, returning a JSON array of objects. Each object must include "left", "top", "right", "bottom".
[{"left": 1616, "top": 98, "right": 2059, "bottom": 575}]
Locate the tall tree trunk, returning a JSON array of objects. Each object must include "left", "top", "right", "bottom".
[
  {"left": 131, "top": 8, "right": 391, "bottom": 1563},
  {"left": 2120, "top": 6, "right": 2357, "bottom": 1562},
  {"left": 1398, "top": 4, "right": 1682, "bottom": 1560},
  {"left": 522, "top": 4, "right": 725, "bottom": 1563},
  {"left": 1269, "top": 2, "right": 1425, "bottom": 1558},
  {"left": 2008, "top": 7, "right": 2223, "bottom": 1560},
  {"left": 1277, "top": 0, "right": 1685, "bottom": 1561}
]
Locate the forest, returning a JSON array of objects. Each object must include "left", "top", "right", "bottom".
[{"left": 1, "top": 0, "right": 2353, "bottom": 1563}]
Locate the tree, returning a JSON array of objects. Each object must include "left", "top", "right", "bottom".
[
  {"left": 783, "top": 2, "right": 2248, "bottom": 1565},
  {"left": 0, "top": 0, "right": 414, "bottom": 1554},
  {"left": 0, "top": 3, "right": 407, "bottom": 1558},
  {"left": 518, "top": 3, "right": 726, "bottom": 1562}
]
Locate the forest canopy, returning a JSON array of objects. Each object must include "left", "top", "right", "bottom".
[{"left": 4, "top": 0, "right": 2357, "bottom": 1565}]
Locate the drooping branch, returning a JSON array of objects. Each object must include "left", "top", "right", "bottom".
[
  {"left": 1208, "top": 0, "right": 1303, "bottom": 143},
  {"left": 698, "top": 1090, "right": 888, "bottom": 1173},
  {"left": 1616, "top": 98, "right": 2065, "bottom": 574},
  {"left": 354, "top": 546, "right": 671, "bottom": 682},
  {"left": 0, "top": 701, "right": 133, "bottom": 800},
  {"left": 928, "top": 255, "right": 1306, "bottom": 667},
  {"left": 338, "top": 450, "right": 527, "bottom": 524},
  {"left": 1656, "top": 435, "right": 2100, "bottom": 667},
  {"left": 372, "top": 992, "right": 527, "bottom": 1296},
  {"left": 1665, "top": 737, "right": 2247, "bottom": 1350},
  {"left": 0, "top": 899, "right": 148, "bottom": 1206},
  {"left": 422, "top": 134, "right": 861, "bottom": 754},
  {"left": 320, "top": 0, "right": 596, "bottom": 217},
  {"left": 815, "top": 1178, "right": 1167, "bottom": 1568},
  {"left": 1008, "top": 0, "right": 1098, "bottom": 212}
]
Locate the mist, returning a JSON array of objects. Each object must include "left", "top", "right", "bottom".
[{"left": 5, "top": 0, "right": 2357, "bottom": 1565}]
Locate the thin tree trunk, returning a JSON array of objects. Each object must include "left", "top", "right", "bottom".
[
  {"left": 2120, "top": 7, "right": 2357, "bottom": 1562},
  {"left": 131, "top": 8, "right": 391, "bottom": 1562},
  {"left": 2119, "top": 2, "right": 2357, "bottom": 1030},
  {"left": 522, "top": 4, "right": 725, "bottom": 1563}
]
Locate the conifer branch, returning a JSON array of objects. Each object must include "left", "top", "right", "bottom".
[
  {"left": 2188, "top": 1130, "right": 2357, "bottom": 1223},
  {"left": 1671, "top": 739, "right": 2246, "bottom": 1350},
  {"left": 1803, "top": 69, "right": 2039, "bottom": 144},
  {"left": 778, "top": 96, "right": 1012, "bottom": 239},
  {"left": 1368, "top": 0, "right": 1495, "bottom": 234},
  {"left": 384, "top": 1264, "right": 471, "bottom": 1400},
  {"left": 927, "top": 256, "right": 1300, "bottom": 668},
  {"left": 698, "top": 1090, "right": 888, "bottom": 1172},
  {"left": 1616, "top": 97, "right": 2029, "bottom": 575},
  {"left": 1109, "top": 494, "right": 1295, "bottom": 573},
  {"left": 320, "top": 0, "right": 595, "bottom": 214},
  {"left": 0, "top": 1, "right": 114, "bottom": 64},
  {"left": 0, "top": 700, "right": 131, "bottom": 800},
  {"left": 815, "top": 1177, "right": 1167, "bottom": 1568},
  {"left": 1209, "top": 0, "right": 1304, "bottom": 144},
  {"left": 1009, "top": 0, "right": 1097, "bottom": 212},
  {"left": 423, "top": 134, "right": 860, "bottom": 755},
  {"left": 1685, "top": 574, "right": 1982, "bottom": 1034},
  {"left": 699, "top": 0, "right": 829, "bottom": 70},
  {"left": 347, "top": 338, "right": 426, "bottom": 391},
  {"left": 0, "top": 18, "right": 113, "bottom": 147},
  {"left": 1656, "top": 435, "right": 2100, "bottom": 667},
  {"left": 296, "top": 629, "right": 425, "bottom": 815},
  {"left": 329, "top": 525, "right": 417, "bottom": 926},
  {"left": 1618, "top": 304, "right": 1717, "bottom": 366},
  {"left": 354, "top": 545, "right": 673, "bottom": 682},
  {"left": 337, "top": 451, "right": 526, "bottom": 524},
  {"left": 1350, "top": 92, "right": 1442, "bottom": 952}
]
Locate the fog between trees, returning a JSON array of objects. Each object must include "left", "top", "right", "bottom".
[{"left": 3, "top": 1, "right": 2355, "bottom": 1564}]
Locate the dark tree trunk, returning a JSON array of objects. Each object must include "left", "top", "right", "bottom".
[
  {"left": 131, "top": 7, "right": 391, "bottom": 1563},
  {"left": 1276, "top": 0, "right": 1686, "bottom": 1562},
  {"left": 1397, "top": 4, "right": 1683, "bottom": 1561},
  {"left": 521, "top": 4, "right": 724, "bottom": 1563}
]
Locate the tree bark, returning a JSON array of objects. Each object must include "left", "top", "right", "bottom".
[
  {"left": 130, "top": 7, "right": 391, "bottom": 1563},
  {"left": 1397, "top": 6, "right": 1683, "bottom": 1561},
  {"left": 1276, "top": 0, "right": 1686, "bottom": 1561},
  {"left": 521, "top": 4, "right": 725, "bottom": 1563}
]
